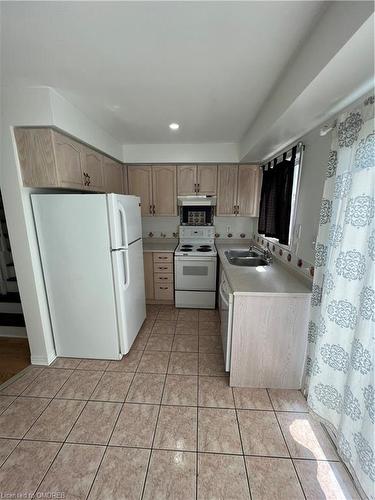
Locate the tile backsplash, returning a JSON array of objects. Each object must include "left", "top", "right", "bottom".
[{"left": 141, "top": 216, "right": 255, "bottom": 239}]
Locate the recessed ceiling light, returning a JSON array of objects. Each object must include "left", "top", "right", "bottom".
[{"left": 169, "top": 123, "right": 179, "bottom": 130}]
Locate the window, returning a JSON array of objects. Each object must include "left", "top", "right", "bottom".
[{"left": 258, "top": 143, "right": 303, "bottom": 248}]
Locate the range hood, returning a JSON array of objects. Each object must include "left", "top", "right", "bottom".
[{"left": 177, "top": 195, "right": 217, "bottom": 206}]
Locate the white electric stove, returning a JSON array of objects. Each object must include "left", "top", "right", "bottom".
[{"left": 174, "top": 226, "right": 217, "bottom": 309}]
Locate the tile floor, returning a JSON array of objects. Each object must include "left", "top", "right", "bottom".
[{"left": 0, "top": 305, "right": 360, "bottom": 499}]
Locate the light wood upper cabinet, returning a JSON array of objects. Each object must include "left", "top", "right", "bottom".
[
  {"left": 52, "top": 131, "right": 85, "bottom": 190},
  {"left": 103, "top": 156, "right": 123, "bottom": 194},
  {"left": 197, "top": 165, "right": 217, "bottom": 195},
  {"left": 177, "top": 165, "right": 196, "bottom": 195},
  {"left": 15, "top": 128, "right": 58, "bottom": 188},
  {"left": 81, "top": 146, "right": 104, "bottom": 192},
  {"left": 217, "top": 165, "right": 238, "bottom": 216},
  {"left": 122, "top": 166, "right": 128, "bottom": 194},
  {"left": 143, "top": 252, "right": 154, "bottom": 301},
  {"left": 128, "top": 165, "right": 153, "bottom": 216},
  {"left": 152, "top": 165, "right": 177, "bottom": 216},
  {"left": 237, "top": 165, "right": 262, "bottom": 216}
]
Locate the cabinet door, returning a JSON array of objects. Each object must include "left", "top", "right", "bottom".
[
  {"left": 216, "top": 165, "right": 238, "bottom": 216},
  {"left": 177, "top": 165, "right": 196, "bottom": 195},
  {"left": 81, "top": 146, "right": 104, "bottom": 191},
  {"left": 143, "top": 252, "right": 154, "bottom": 301},
  {"left": 122, "top": 165, "right": 128, "bottom": 194},
  {"left": 152, "top": 165, "right": 177, "bottom": 216},
  {"left": 128, "top": 166, "right": 153, "bottom": 216},
  {"left": 52, "top": 131, "right": 84, "bottom": 189},
  {"left": 103, "top": 157, "right": 123, "bottom": 193},
  {"left": 15, "top": 128, "right": 58, "bottom": 188},
  {"left": 237, "top": 165, "right": 262, "bottom": 216},
  {"left": 197, "top": 165, "right": 217, "bottom": 195}
]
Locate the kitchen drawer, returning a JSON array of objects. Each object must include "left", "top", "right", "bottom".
[
  {"left": 154, "top": 273, "right": 173, "bottom": 284},
  {"left": 154, "top": 283, "right": 174, "bottom": 301},
  {"left": 154, "top": 262, "right": 173, "bottom": 273},
  {"left": 153, "top": 252, "right": 173, "bottom": 263}
]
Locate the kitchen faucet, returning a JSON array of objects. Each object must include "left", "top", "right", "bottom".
[{"left": 263, "top": 248, "right": 273, "bottom": 263}]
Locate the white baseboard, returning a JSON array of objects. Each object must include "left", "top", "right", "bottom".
[
  {"left": 0, "top": 326, "right": 27, "bottom": 338},
  {"left": 31, "top": 350, "right": 56, "bottom": 366}
]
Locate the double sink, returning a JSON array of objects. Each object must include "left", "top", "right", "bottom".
[{"left": 225, "top": 248, "right": 270, "bottom": 267}]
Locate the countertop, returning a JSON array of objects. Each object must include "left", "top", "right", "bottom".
[
  {"left": 215, "top": 242, "right": 312, "bottom": 296},
  {"left": 143, "top": 239, "right": 178, "bottom": 253}
]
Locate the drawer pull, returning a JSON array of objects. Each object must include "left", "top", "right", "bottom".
[
  {"left": 159, "top": 287, "right": 169, "bottom": 290},
  {"left": 159, "top": 267, "right": 168, "bottom": 270},
  {"left": 158, "top": 256, "right": 168, "bottom": 260}
]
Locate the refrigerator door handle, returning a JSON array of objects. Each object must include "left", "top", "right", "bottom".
[
  {"left": 118, "top": 203, "right": 128, "bottom": 248},
  {"left": 122, "top": 249, "right": 130, "bottom": 291}
]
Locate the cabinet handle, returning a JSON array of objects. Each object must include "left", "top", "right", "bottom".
[
  {"left": 197, "top": 183, "right": 200, "bottom": 193},
  {"left": 160, "top": 287, "right": 168, "bottom": 290},
  {"left": 194, "top": 183, "right": 197, "bottom": 193},
  {"left": 153, "top": 204, "right": 156, "bottom": 215},
  {"left": 160, "top": 277, "right": 168, "bottom": 280},
  {"left": 236, "top": 205, "right": 240, "bottom": 214},
  {"left": 159, "top": 267, "right": 168, "bottom": 270},
  {"left": 158, "top": 256, "right": 168, "bottom": 260},
  {"left": 149, "top": 205, "right": 153, "bottom": 214},
  {"left": 233, "top": 205, "right": 236, "bottom": 214}
]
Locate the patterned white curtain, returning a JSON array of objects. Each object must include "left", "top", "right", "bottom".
[{"left": 305, "top": 95, "right": 374, "bottom": 499}]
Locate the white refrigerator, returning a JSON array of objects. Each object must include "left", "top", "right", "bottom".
[{"left": 32, "top": 193, "right": 146, "bottom": 360}]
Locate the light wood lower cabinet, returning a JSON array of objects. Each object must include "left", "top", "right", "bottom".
[{"left": 143, "top": 251, "right": 174, "bottom": 304}]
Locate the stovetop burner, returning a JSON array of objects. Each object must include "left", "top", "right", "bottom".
[
  {"left": 181, "top": 245, "right": 193, "bottom": 249},
  {"left": 197, "top": 247, "right": 212, "bottom": 252}
]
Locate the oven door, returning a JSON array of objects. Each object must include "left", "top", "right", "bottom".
[{"left": 175, "top": 256, "right": 217, "bottom": 291}]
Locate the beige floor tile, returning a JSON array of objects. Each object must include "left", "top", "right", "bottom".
[
  {"left": 0, "top": 367, "right": 45, "bottom": 396},
  {"left": 50, "top": 357, "right": 82, "bottom": 369},
  {"left": 21, "top": 368, "right": 73, "bottom": 398},
  {"left": 143, "top": 449, "right": 196, "bottom": 500},
  {"left": 88, "top": 447, "right": 150, "bottom": 500},
  {"left": 67, "top": 401, "right": 121, "bottom": 445},
  {"left": 178, "top": 309, "right": 199, "bottom": 321},
  {"left": 157, "top": 309, "right": 179, "bottom": 321},
  {"left": 199, "top": 353, "right": 225, "bottom": 376},
  {"left": 56, "top": 369, "right": 103, "bottom": 400},
  {"left": 140, "top": 319, "right": 155, "bottom": 334},
  {"left": 199, "top": 321, "right": 220, "bottom": 335},
  {"left": 168, "top": 352, "right": 199, "bottom": 375},
  {"left": 172, "top": 335, "right": 199, "bottom": 352},
  {"left": 176, "top": 321, "right": 199, "bottom": 335},
  {"left": 110, "top": 403, "right": 159, "bottom": 448},
  {"left": 137, "top": 351, "right": 170, "bottom": 374},
  {"left": 126, "top": 373, "right": 165, "bottom": 404},
  {"left": 198, "top": 453, "right": 250, "bottom": 500},
  {"left": 294, "top": 459, "right": 360, "bottom": 499},
  {"left": 198, "top": 335, "right": 223, "bottom": 353},
  {"left": 246, "top": 456, "right": 304, "bottom": 500},
  {"left": 90, "top": 371, "right": 134, "bottom": 402},
  {"left": 132, "top": 331, "right": 150, "bottom": 350},
  {"left": 199, "top": 309, "right": 219, "bottom": 322},
  {"left": 152, "top": 320, "right": 176, "bottom": 334},
  {"left": 0, "top": 396, "right": 15, "bottom": 414},
  {"left": 277, "top": 412, "right": 338, "bottom": 461},
  {"left": 0, "top": 397, "right": 50, "bottom": 438},
  {"left": 237, "top": 410, "right": 288, "bottom": 457},
  {"left": 0, "top": 439, "right": 19, "bottom": 466},
  {"left": 36, "top": 443, "right": 105, "bottom": 499},
  {"left": 0, "top": 440, "right": 60, "bottom": 498},
  {"left": 145, "top": 334, "right": 173, "bottom": 351},
  {"left": 25, "top": 399, "right": 85, "bottom": 441},
  {"left": 233, "top": 388, "right": 273, "bottom": 410},
  {"left": 198, "top": 407, "right": 242, "bottom": 454},
  {"left": 162, "top": 375, "right": 198, "bottom": 406},
  {"left": 77, "top": 359, "right": 110, "bottom": 371},
  {"left": 154, "top": 406, "right": 197, "bottom": 451},
  {"left": 268, "top": 389, "right": 308, "bottom": 412},
  {"left": 106, "top": 350, "right": 142, "bottom": 372},
  {"left": 199, "top": 376, "right": 234, "bottom": 408}
]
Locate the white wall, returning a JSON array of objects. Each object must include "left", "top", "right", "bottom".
[
  {"left": 0, "top": 86, "right": 123, "bottom": 364},
  {"left": 123, "top": 142, "right": 239, "bottom": 164}
]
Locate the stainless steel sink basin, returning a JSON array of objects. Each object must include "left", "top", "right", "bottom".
[
  {"left": 224, "top": 249, "right": 269, "bottom": 267},
  {"left": 225, "top": 250, "right": 260, "bottom": 259},
  {"left": 228, "top": 257, "right": 269, "bottom": 267}
]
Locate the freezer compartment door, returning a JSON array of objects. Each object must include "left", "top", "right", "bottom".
[
  {"left": 112, "top": 238, "right": 146, "bottom": 354},
  {"left": 107, "top": 194, "right": 142, "bottom": 249}
]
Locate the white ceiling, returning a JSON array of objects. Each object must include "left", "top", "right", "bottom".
[{"left": 1, "top": 1, "right": 327, "bottom": 144}]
